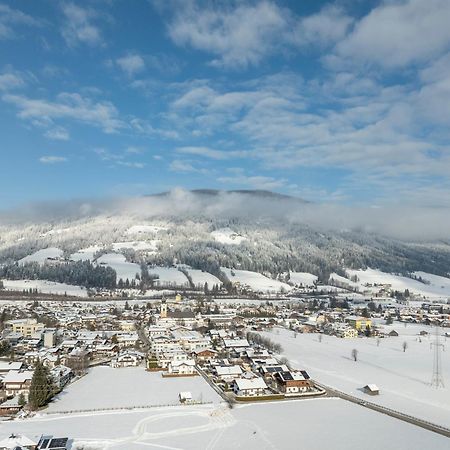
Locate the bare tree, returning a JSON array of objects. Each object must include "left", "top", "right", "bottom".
[
  {"left": 351, "top": 348, "right": 358, "bottom": 361},
  {"left": 402, "top": 341, "right": 408, "bottom": 352}
]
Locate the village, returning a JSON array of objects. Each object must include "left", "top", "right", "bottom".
[{"left": 0, "top": 271, "right": 449, "bottom": 449}]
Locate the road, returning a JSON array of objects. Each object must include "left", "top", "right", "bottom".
[{"left": 315, "top": 382, "right": 450, "bottom": 439}]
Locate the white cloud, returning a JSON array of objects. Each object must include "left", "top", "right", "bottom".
[
  {"left": 293, "top": 5, "right": 353, "bottom": 48},
  {"left": 116, "top": 53, "right": 145, "bottom": 77},
  {"left": 0, "top": 71, "right": 24, "bottom": 91},
  {"left": 3, "top": 92, "right": 124, "bottom": 133},
  {"left": 167, "top": 1, "right": 287, "bottom": 68},
  {"left": 44, "top": 127, "right": 70, "bottom": 141},
  {"left": 39, "top": 156, "right": 68, "bottom": 164},
  {"left": 218, "top": 174, "right": 286, "bottom": 190},
  {"left": 177, "top": 146, "right": 244, "bottom": 160},
  {"left": 333, "top": 0, "right": 450, "bottom": 68},
  {"left": 61, "top": 3, "right": 103, "bottom": 47},
  {"left": 169, "top": 159, "right": 207, "bottom": 173},
  {"left": 0, "top": 4, "right": 41, "bottom": 39}
]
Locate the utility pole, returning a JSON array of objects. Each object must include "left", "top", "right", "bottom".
[{"left": 430, "top": 326, "right": 445, "bottom": 388}]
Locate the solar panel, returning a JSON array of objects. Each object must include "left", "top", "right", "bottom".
[
  {"left": 49, "top": 437, "right": 68, "bottom": 449},
  {"left": 38, "top": 438, "right": 50, "bottom": 449},
  {"left": 300, "top": 370, "right": 310, "bottom": 379}
]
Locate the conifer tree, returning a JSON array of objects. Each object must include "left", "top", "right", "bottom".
[{"left": 28, "top": 360, "right": 53, "bottom": 410}]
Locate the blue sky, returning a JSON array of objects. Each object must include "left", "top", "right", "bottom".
[{"left": 1, "top": 0, "right": 450, "bottom": 208}]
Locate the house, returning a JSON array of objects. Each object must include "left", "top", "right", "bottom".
[
  {"left": 388, "top": 330, "right": 399, "bottom": 337},
  {"left": 2, "top": 370, "right": 33, "bottom": 398},
  {"left": 0, "top": 396, "right": 23, "bottom": 416},
  {"left": 274, "top": 371, "right": 312, "bottom": 394},
  {"left": 167, "top": 359, "right": 196, "bottom": 375},
  {"left": 192, "top": 348, "right": 217, "bottom": 362},
  {"left": 0, "top": 433, "right": 38, "bottom": 449},
  {"left": 363, "top": 384, "right": 380, "bottom": 395},
  {"left": 232, "top": 377, "right": 267, "bottom": 397},
  {"left": 50, "top": 366, "right": 73, "bottom": 389},
  {"left": 111, "top": 350, "right": 144, "bottom": 368},
  {"left": 214, "top": 365, "right": 243, "bottom": 382},
  {"left": 37, "top": 436, "right": 69, "bottom": 449},
  {"left": 0, "top": 361, "right": 25, "bottom": 375}
]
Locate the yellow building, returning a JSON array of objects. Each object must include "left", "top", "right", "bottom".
[
  {"left": 9, "top": 319, "right": 45, "bottom": 337},
  {"left": 346, "top": 316, "right": 372, "bottom": 331}
]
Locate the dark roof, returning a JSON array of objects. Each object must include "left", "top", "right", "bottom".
[
  {"left": 38, "top": 436, "right": 68, "bottom": 449},
  {"left": 168, "top": 310, "right": 195, "bottom": 319}
]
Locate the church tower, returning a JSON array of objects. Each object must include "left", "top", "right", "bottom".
[{"left": 160, "top": 300, "right": 168, "bottom": 318}]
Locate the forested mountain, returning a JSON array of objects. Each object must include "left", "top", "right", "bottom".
[{"left": 1, "top": 189, "right": 449, "bottom": 285}]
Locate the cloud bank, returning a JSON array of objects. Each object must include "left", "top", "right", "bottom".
[{"left": 1, "top": 189, "right": 450, "bottom": 242}]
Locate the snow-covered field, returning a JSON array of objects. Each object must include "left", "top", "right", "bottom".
[
  {"left": 46, "top": 367, "right": 220, "bottom": 412},
  {"left": 221, "top": 267, "right": 292, "bottom": 293},
  {"left": 19, "top": 247, "right": 63, "bottom": 264},
  {"left": 288, "top": 272, "right": 318, "bottom": 287},
  {"left": 1, "top": 279, "right": 87, "bottom": 297},
  {"left": 184, "top": 268, "right": 222, "bottom": 288},
  {"left": 96, "top": 253, "right": 141, "bottom": 282},
  {"left": 211, "top": 228, "right": 246, "bottom": 245},
  {"left": 264, "top": 325, "right": 450, "bottom": 428},
  {"left": 112, "top": 241, "right": 159, "bottom": 253},
  {"left": 70, "top": 246, "right": 102, "bottom": 262},
  {"left": 148, "top": 266, "right": 190, "bottom": 288},
  {"left": 3, "top": 397, "right": 449, "bottom": 449},
  {"left": 343, "top": 268, "right": 450, "bottom": 300}
]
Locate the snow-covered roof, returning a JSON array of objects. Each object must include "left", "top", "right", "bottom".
[
  {"left": 233, "top": 377, "right": 267, "bottom": 390},
  {"left": 215, "top": 365, "right": 243, "bottom": 376},
  {"left": 0, "top": 434, "right": 38, "bottom": 448},
  {"left": 2, "top": 370, "right": 33, "bottom": 384}
]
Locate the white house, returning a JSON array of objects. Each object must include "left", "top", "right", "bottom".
[
  {"left": 232, "top": 377, "right": 267, "bottom": 397},
  {"left": 167, "top": 359, "right": 196, "bottom": 375}
]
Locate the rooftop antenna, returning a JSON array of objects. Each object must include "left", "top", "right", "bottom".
[{"left": 430, "top": 326, "right": 445, "bottom": 389}]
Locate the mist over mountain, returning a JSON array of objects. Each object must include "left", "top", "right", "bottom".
[{"left": 1, "top": 189, "right": 450, "bottom": 282}]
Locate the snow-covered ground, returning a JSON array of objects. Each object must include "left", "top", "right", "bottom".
[
  {"left": 288, "top": 272, "right": 318, "bottom": 287},
  {"left": 343, "top": 268, "right": 450, "bottom": 300},
  {"left": 96, "top": 253, "right": 141, "bottom": 282},
  {"left": 46, "top": 367, "right": 221, "bottom": 412},
  {"left": 264, "top": 325, "right": 450, "bottom": 428},
  {"left": 3, "top": 397, "right": 449, "bottom": 449},
  {"left": 184, "top": 268, "right": 222, "bottom": 288},
  {"left": 211, "top": 228, "right": 246, "bottom": 245},
  {"left": 1, "top": 279, "right": 87, "bottom": 297},
  {"left": 148, "top": 266, "right": 190, "bottom": 288},
  {"left": 221, "top": 267, "right": 292, "bottom": 293},
  {"left": 19, "top": 247, "right": 63, "bottom": 264},
  {"left": 70, "top": 246, "right": 103, "bottom": 262},
  {"left": 112, "top": 241, "right": 159, "bottom": 253}
]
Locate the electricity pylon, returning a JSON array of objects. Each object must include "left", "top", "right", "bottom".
[{"left": 430, "top": 326, "right": 445, "bottom": 388}]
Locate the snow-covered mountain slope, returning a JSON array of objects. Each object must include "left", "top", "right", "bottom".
[{"left": 1, "top": 189, "right": 450, "bottom": 293}]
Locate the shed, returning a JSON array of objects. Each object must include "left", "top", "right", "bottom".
[
  {"left": 178, "top": 391, "right": 193, "bottom": 404},
  {"left": 363, "top": 384, "right": 380, "bottom": 395}
]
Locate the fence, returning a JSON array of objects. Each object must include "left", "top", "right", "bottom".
[{"left": 44, "top": 400, "right": 213, "bottom": 415}]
